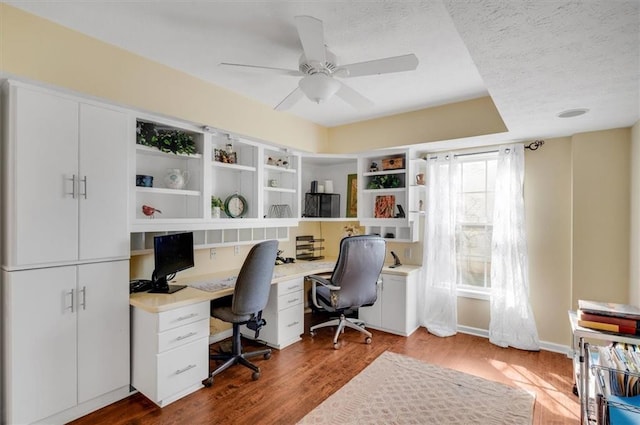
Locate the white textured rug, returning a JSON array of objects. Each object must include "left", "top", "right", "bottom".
[{"left": 298, "top": 351, "right": 535, "bottom": 425}]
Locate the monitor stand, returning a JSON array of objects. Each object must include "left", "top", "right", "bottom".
[{"left": 148, "top": 277, "right": 187, "bottom": 294}]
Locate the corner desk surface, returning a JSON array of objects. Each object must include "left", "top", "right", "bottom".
[{"left": 130, "top": 260, "right": 420, "bottom": 314}]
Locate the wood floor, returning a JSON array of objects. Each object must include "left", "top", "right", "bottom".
[{"left": 71, "top": 313, "right": 580, "bottom": 425}]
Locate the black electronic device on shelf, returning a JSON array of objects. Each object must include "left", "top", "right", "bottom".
[{"left": 149, "top": 232, "right": 194, "bottom": 294}]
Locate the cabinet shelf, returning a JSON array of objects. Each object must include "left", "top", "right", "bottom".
[
  {"left": 265, "top": 164, "right": 296, "bottom": 174},
  {"left": 363, "top": 169, "right": 405, "bottom": 177},
  {"left": 136, "top": 187, "right": 201, "bottom": 196},
  {"left": 212, "top": 161, "right": 256, "bottom": 172},
  {"left": 135, "top": 144, "right": 202, "bottom": 159},
  {"left": 264, "top": 187, "right": 296, "bottom": 194},
  {"left": 362, "top": 187, "right": 406, "bottom": 194}
]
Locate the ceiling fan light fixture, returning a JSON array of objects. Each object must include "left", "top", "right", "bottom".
[{"left": 299, "top": 73, "right": 340, "bottom": 104}]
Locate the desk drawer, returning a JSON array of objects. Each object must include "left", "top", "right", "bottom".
[
  {"left": 278, "top": 290, "right": 303, "bottom": 312},
  {"left": 158, "top": 302, "right": 209, "bottom": 332},
  {"left": 157, "top": 337, "right": 208, "bottom": 402},
  {"left": 276, "top": 277, "right": 304, "bottom": 297},
  {"left": 278, "top": 303, "right": 304, "bottom": 341},
  {"left": 158, "top": 319, "right": 209, "bottom": 353}
]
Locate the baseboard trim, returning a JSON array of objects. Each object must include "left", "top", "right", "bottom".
[{"left": 456, "top": 325, "right": 571, "bottom": 356}]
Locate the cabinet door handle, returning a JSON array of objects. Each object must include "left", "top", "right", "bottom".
[
  {"left": 176, "top": 332, "right": 197, "bottom": 341},
  {"left": 66, "top": 289, "right": 75, "bottom": 312},
  {"left": 66, "top": 175, "right": 77, "bottom": 198},
  {"left": 287, "top": 321, "right": 299, "bottom": 328},
  {"left": 287, "top": 297, "right": 300, "bottom": 304},
  {"left": 176, "top": 313, "right": 198, "bottom": 321},
  {"left": 175, "top": 364, "right": 197, "bottom": 375},
  {"left": 80, "top": 286, "right": 87, "bottom": 310},
  {"left": 80, "top": 176, "right": 88, "bottom": 199}
]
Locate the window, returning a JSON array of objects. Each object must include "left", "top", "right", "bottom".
[{"left": 456, "top": 155, "right": 497, "bottom": 291}]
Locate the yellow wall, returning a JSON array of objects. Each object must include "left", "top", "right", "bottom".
[
  {"left": 572, "top": 129, "right": 631, "bottom": 306},
  {"left": 327, "top": 96, "right": 508, "bottom": 153},
  {"left": 631, "top": 120, "right": 640, "bottom": 306}
]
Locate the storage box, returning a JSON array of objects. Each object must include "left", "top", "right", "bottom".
[
  {"left": 304, "top": 193, "right": 340, "bottom": 218},
  {"left": 381, "top": 156, "right": 405, "bottom": 170}
]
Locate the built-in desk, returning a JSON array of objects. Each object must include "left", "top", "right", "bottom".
[{"left": 129, "top": 260, "right": 420, "bottom": 407}]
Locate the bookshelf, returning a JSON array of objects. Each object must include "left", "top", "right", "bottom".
[{"left": 569, "top": 311, "right": 640, "bottom": 424}]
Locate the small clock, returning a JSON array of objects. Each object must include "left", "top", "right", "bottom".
[{"left": 224, "top": 194, "right": 248, "bottom": 218}]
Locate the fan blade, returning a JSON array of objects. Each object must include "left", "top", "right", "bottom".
[
  {"left": 295, "top": 15, "right": 326, "bottom": 65},
  {"left": 219, "top": 62, "right": 302, "bottom": 77},
  {"left": 335, "top": 54, "right": 419, "bottom": 78},
  {"left": 274, "top": 87, "right": 304, "bottom": 111},
  {"left": 335, "top": 82, "right": 374, "bottom": 110}
]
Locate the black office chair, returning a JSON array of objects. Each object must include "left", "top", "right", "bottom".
[
  {"left": 204, "top": 240, "right": 278, "bottom": 386},
  {"left": 308, "top": 235, "right": 386, "bottom": 349}
]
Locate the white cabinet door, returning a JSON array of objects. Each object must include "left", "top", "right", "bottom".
[
  {"left": 380, "top": 274, "right": 408, "bottom": 334},
  {"left": 78, "top": 104, "right": 130, "bottom": 260},
  {"left": 11, "top": 85, "right": 79, "bottom": 266},
  {"left": 358, "top": 279, "right": 383, "bottom": 328},
  {"left": 3, "top": 267, "right": 78, "bottom": 424},
  {"left": 77, "top": 260, "right": 130, "bottom": 403}
]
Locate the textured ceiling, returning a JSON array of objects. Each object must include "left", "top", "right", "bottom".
[{"left": 5, "top": 0, "right": 639, "bottom": 144}]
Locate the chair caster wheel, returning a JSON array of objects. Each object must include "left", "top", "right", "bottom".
[
  {"left": 365, "top": 337, "right": 372, "bottom": 344},
  {"left": 333, "top": 342, "right": 340, "bottom": 350},
  {"left": 310, "top": 331, "right": 316, "bottom": 337},
  {"left": 252, "top": 371, "right": 261, "bottom": 381},
  {"left": 203, "top": 376, "right": 213, "bottom": 387},
  {"left": 264, "top": 352, "right": 271, "bottom": 360}
]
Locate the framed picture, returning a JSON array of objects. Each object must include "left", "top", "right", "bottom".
[
  {"left": 346, "top": 174, "right": 357, "bottom": 217},
  {"left": 374, "top": 195, "right": 395, "bottom": 218},
  {"left": 214, "top": 148, "right": 237, "bottom": 164}
]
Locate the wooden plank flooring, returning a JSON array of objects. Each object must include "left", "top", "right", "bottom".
[{"left": 71, "top": 313, "right": 580, "bottom": 425}]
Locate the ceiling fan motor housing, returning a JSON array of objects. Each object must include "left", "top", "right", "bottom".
[{"left": 298, "top": 49, "right": 338, "bottom": 76}]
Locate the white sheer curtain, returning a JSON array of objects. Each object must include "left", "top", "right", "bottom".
[
  {"left": 489, "top": 144, "right": 540, "bottom": 350},
  {"left": 419, "top": 153, "right": 460, "bottom": 337}
]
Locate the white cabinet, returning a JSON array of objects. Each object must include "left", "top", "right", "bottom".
[
  {"left": 242, "top": 277, "right": 304, "bottom": 349},
  {"left": 263, "top": 147, "right": 300, "bottom": 221},
  {"left": 358, "top": 149, "right": 424, "bottom": 242},
  {"left": 131, "top": 301, "right": 210, "bottom": 407},
  {"left": 358, "top": 271, "right": 419, "bottom": 336},
  {"left": 2, "top": 260, "right": 130, "bottom": 424},
  {"left": 1, "top": 82, "right": 130, "bottom": 269}
]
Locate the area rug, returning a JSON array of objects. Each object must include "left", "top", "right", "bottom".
[{"left": 297, "top": 351, "right": 535, "bottom": 424}]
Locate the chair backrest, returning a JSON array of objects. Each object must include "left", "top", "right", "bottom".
[
  {"left": 330, "top": 235, "right": 386, "bottom": 309},
  {"left": 232, "top": 240, "right": 278, "bottom": 316}
]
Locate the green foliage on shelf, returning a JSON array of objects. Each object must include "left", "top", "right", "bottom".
[
  {"left": 367, "top": 174, "right": 402, "bottom": 189},
  {"left": 211, "top": 196, "right": 223, "bottom": 208},
  {"left": 136, "top": 121, "right": 196, "bottom": 155}
]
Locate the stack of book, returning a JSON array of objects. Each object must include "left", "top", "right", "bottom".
[{"left": 577, "top": 300, "right": 640, "bottom": 336}]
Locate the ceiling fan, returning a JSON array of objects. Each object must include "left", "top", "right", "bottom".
[{"left": 219, "top": 15, "right": 419, "bottom": 111}]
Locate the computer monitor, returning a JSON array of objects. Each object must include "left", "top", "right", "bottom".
[{"left": 150, "top": 232, "right": 194, "bottom": 294}]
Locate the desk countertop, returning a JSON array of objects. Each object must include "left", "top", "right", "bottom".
[{"left": 130, "top": 260, "right": 420, "bottom": 314}]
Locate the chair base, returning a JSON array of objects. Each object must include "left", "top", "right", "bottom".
[
  {"left": 204, "top": 323, "right": 271, "bottom": 386},
  {"left": 310, "top": 313, "right": 372, "bottom": 348}
]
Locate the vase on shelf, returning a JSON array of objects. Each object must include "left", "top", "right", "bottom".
[
  {"left": 212, "top": 206, "right": 221, "bottom": 219},
  {"left": 164, "top": 168, "right": 189, "bottom": 189}
]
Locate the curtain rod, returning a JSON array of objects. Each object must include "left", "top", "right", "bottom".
[{"left": 426, "top": 140, "right": 545, "bottom": 159}]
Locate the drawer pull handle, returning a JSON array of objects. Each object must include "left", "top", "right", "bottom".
[
  {"left": 287, "top": 321, "right": 299, "bottom": 328},
  {"left": 175, "top": 364, "right": 197, "bottom": 375},
  {"left": 176, "top": 332, "right": 198, "bottom": 341},
  {"left": 287, "top": 285, "right": 299, "bottom": 291},
  {"left": 176, "top": 313, "right": 198, "bottom": 321},
  {"left": 287, "top": 298, "right": 299, "bottom": 304}
]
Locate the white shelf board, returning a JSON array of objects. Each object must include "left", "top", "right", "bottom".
[
  {"left": 264, "top": 164, "right": 296, "bottom": 174},
  {"left": 212, "top": 161, "right": 256, "bottom": 172},
  {"left": 264, "top": 187, "right": 296, "bottom": 193},
  {"left": 135, "top": 144, "right": 202, "bottom": 159},
  {"left": 363, "top": 169, "right": 406, "bottom": 177},
  {"left": 362, "top": 187, "right": 406, "bottom": 194},
  {"left": 136, "top": 187, "right": 201, "bottom": 196}
]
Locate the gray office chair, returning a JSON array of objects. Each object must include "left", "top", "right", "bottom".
[
  {"left": 204, "top": 240, "right": 278, "bottom": 386},
  {"left": 308, "top": 235, "right": 386, "bottom": 349}
]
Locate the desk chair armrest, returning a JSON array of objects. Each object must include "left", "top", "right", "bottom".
[{"left": 308, "top": 274, "right": 341, "bottom": 310}]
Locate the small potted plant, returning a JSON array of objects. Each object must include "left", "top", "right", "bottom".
[{"left": 211, "top": 196, "right": 223, "bottom": 219}]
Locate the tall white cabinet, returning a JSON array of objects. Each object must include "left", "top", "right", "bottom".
[{"left": 1, "top": 81, "right": 131, "bottom": 424}]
